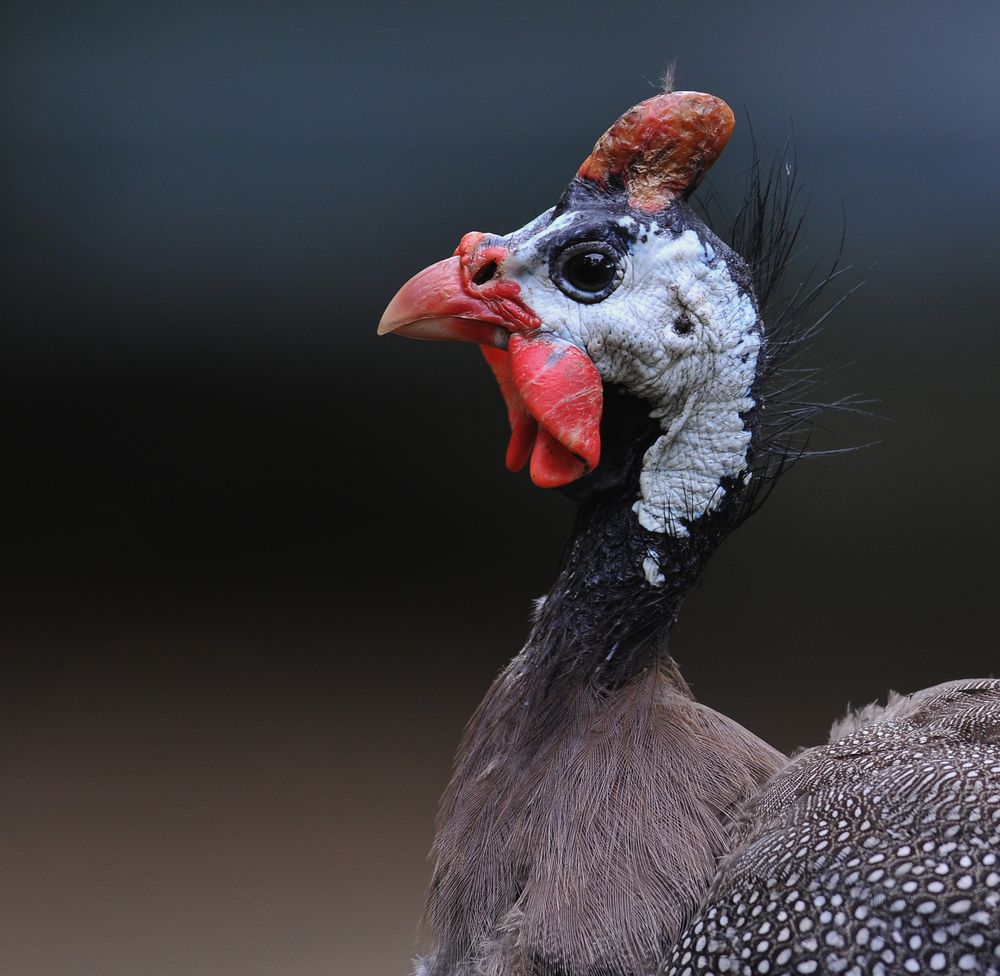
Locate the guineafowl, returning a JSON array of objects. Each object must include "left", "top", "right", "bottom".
[{"left": 379, "top": 88, "right": 1000, "bottom": 976}]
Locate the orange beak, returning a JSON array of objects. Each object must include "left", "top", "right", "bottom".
[
  {"left": 378, "top": 239, "right": 603, "bottom": 489},
  {"left": 378, "top": 256, "right": 513, "bottom": 348}
]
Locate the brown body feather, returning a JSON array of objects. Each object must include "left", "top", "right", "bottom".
[{"left": 420, "top": 655, "right": 785, "bottom": 976}]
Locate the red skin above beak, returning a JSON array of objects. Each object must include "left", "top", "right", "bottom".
[{"left": 379, "top": 235, "right": 603, "bottom": 488}]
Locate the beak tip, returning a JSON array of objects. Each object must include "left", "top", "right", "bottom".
[{"left": 377, "top": 296, "right": 406, "bottom": 336}]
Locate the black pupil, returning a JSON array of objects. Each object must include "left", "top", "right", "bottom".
[{"left": 565, "top": 251, "right": 615, "bottom": 292}]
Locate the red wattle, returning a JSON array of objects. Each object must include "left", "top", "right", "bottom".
[
  {"left": 507, "top": 415, "right": 538, "bottom": 473},
  {"left": 481, "top": 335, "right": 603, "bottom": 488},
  {"left": 529, "top": 425, "right": 587, "bottom": 488},
  {"left": 481, "top": 346, "right": 536, "bottom": 472},
  {"left": 508, "top": 333, "right": 602, "bottom": 473}
]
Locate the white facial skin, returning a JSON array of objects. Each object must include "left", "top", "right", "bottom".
[{"left": 497, "top": 206, "right": 761, "bottom": 540}]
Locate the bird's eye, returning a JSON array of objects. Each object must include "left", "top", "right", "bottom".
[{"left": 551, "top": 241, "right": 623, "bottom": 304}]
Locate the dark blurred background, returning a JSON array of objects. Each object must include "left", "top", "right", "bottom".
[{"left": 2, "top": 1, "right": 998, "bottom": 973}]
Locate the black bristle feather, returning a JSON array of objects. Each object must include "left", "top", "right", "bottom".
[{"left": 698, "top": 127, "right": 864, "bottom": 526}]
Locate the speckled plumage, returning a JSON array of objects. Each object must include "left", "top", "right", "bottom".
[{"left": 661, "top": 679, "right": 1000, "bottom": 976}]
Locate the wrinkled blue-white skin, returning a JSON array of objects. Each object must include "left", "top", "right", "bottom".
[{"left": 488, "top": 203, "right": 761, "bottom": 540}]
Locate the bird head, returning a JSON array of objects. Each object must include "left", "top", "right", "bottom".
[{"left": 379, "top": 90, "right": 763, "bottom": 538}]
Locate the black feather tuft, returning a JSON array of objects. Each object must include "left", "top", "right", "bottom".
[{"left": 698, "top": 125, "right": 869, "bottom": 524}]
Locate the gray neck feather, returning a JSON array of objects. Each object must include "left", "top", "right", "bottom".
[{"left": 421, "top": 649, "right": 784, "bottom": 976}]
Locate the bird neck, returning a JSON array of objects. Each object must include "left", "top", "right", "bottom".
[
  {"left": 525, "top": 389, "right": 757, "bottom": 692},
  {"left": 526, "top": 500, "right": 718, "bottom": 691},
  {"left": 421, "top": 396, "right": 771, "bottom": 976}
]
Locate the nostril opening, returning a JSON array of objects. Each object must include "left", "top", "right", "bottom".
[{"left": 472, "top": 260, "right": 499, "bottom": 286}]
